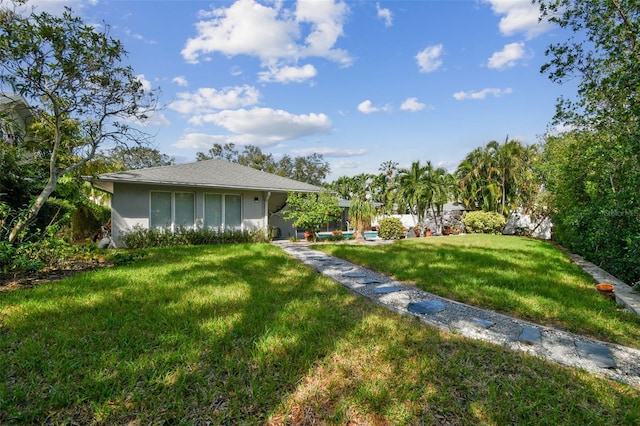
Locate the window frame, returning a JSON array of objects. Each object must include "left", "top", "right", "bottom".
[
  {"left": 203, "top": 192, "right": 243, "bottom": 231},
  {"left": 149, "top": 190, "right": 195, "bottom": 232}
]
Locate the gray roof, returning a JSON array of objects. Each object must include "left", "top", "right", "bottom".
[{"left": 87, "top": 159, "right": 324, "bottom": 193}]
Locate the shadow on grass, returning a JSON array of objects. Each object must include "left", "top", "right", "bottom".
[
  {"left": 0, "top": 244, "right": 365, "bottom": 424},
  {"left": 316, "top": 235, "right": 640, "bottom": 348},
  {"left": 1, "top": 242, "right": 639, "bottom": 425}
]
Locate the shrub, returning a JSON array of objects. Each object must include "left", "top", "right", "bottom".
[
  {"left": 378, "top": 217, "right": 405, "bottom": 240},
  {"left": 462, "top": 211, "right": 506, "bottom": 234},
  {"left": 121, "top": 226, "right": 270, "bottom": 249}
]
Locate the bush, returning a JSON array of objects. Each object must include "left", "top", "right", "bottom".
[
  {"left": 70, "top": 203, "right": 111, "bottom": 241},
  {"left": 462, "top": 211, "right": 506, "bottom": 234},
  {"left": 121, "top": 226, "right": 270, "bottom": 249},
  {"left": 378, "top": 217, "right": 405, "bottom": 240}
]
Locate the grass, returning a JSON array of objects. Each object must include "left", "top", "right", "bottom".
[
  {"left": 315, "top": 234, "right": 640, "bottom": 349},
  {"left": 0, "top": 242, "right": 638, "bottom": 424}
]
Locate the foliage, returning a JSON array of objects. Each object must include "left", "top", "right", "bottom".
[
  {"left": 535, "top": 0, "right": 640, "bottom": 283},
  {"left": 281, "top": 191, "right": 342, "bottom": 237},
  {"left": 196, "top": 143, "right": 330, "bottom": 185},
  {"left": 462, "top": 211, "right": 506, "bottom": 234},
  {"left": 121, "top": 225, "right": 269, "bottom": 249},
  {"left": 69, "top": 203, "right": 110, "bottom": 241},
  {"left": 541, "top": 131, "right": 640, "bottom": 283},
  {"left": 0, "top": 4, "right": 158, "bottom": 243},
  {"left": 377, "top": 216, "right": 405, "bottom": 240},
  {"left": 0, "top": 233, "right": 99, "bottom": 275},
  {"left": 347, "top": 197, "right": 376, "bottom": 240},
  {"left": 395, "top": 161, "right": 454, "bottom": 227},
  {"left": 105, "top": 146, "right": 175, "bottom": 170},
  {"left": 456, "top": 138, "right": 541, "bottom": 215}
]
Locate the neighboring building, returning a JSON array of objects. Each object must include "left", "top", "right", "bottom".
[
  {"left": 0, "top": 93, "right": 33, "bottom": 144},
  {"left": 86, "top": 159, "right": 324, "bottom": 247}
]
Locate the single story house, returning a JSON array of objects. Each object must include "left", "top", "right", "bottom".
[{"left": 86, "top": 159, "right": 324, "bottom": 247}]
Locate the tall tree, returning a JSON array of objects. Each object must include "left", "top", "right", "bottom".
[
  {"left": 197, "top": 143, "right": 330, "bottom": 185},
  {"left": 107, "top": 146, "right": 174, "bottom": 170},
  {"left": 0, "top": 4, "right": 158, "bottom": 243},
  {"left": 396, "top": 161, "right": 428, "bottom": 224},
  {"left": 536, "top": 0, "right": 640, "bottom": 283}
]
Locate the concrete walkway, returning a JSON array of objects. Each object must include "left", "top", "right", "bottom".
[{"left": 273, "top": 240, "right": 640, "bottom": 389}]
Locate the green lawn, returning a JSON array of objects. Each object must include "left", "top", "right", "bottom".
[
  {"left": 316, "top": 234, "right": 640, "bottom": 349},
  {"left": 1, "top": 242, "right": 639, "bottom": 424}
]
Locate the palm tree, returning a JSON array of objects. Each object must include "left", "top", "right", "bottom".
[
  {"left": 348, "top": 197, "right": 376, "bottom": 242},
  {"left": 396, "top": 161, "right": 428, "bottom": 224},
  {"left": 456, "top": 138, "right": 541, "bottom": 216}
]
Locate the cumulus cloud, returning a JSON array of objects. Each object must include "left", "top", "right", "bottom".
[
  {"left": 376, "top": 3, "right": 392, "bottom": 27},
  {"left": 136, "top": 74, "right": 153, "bottom": 93},
  {"left": 188, "top": 107, "right": 331, "bottom": 144},
  {"left": 415, "top": 44, "right": 443, "bottom": 73},
  {"left": 453, "top": 87, "right": 513, "bottom": 100},
  {"left": 357, "top": 100, "right": 390, "bottom": 114},
  {"left": 169, "top": 85, "right": 261, "bottom": 114},
  {"left": 484, "top": 0, "right": 552, "bottom": 39},
  {"left": 400, "top": 97, "right": 426, "bottom": 112},
  {"left": 487, "top": 42, "right": 527, "bottom": 70},
  {"left": 258, "top": 64, "right": 317, "bottom": 83},
  {"left": 172, "top": 76, "right": 189, "bottom": 87},
  {"left": 291, "top": 147, "right": 368, "bottom": 157},
  {"left": 174, "top": 133, "right": 229, "bottom": 150},
  {"left": 181, "top": 0, "right": 352, "bottom": 81}
]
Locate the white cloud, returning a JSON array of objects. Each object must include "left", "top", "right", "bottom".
[
  {"left": 258, "top": 64, "right": 317, "bottom": 83},
  {"left": 169, "top": 85, "right": 261, "bottom": 114},
  {"left": 141, "top": 111, "right": 171, "bottom": 128},
  {"left": 333, "top": 160, "right": 361, "bottom": 170},
  {"left": 415, "top": 44, "right": 443, "bottom": 73},
  {"left": 181, "top": 0, "right": 352, "bottom": 79},
  {"left": 25, "top": 0, "right": 89, "bottom": 15},
  {"left": 192, "top": 107, "right": 332, "bottom": 142},
  {"left": 357, "top": 99, "right": 391, "bottom": 114},
  {"left": 487, "top": 42, "right": 527, "bottom": 70},
  {"left": 376, "top": 3, "right": 392, "bottom": 27},
  {"left": 400, "top": 97, "right": 426, "bottom": 112},
  {"left": 172, "top": 76, "right": 189, "bottom": 87},
  {"left": 174, "top": 133, "right": 227, "bottom": 149},
  {"left": 453, "top": 87, "right": 513, "bottom": 100},
  {"left": 291, "top": 147, "right": 368, "bottom": 157},
  {"left": 136, "top": 74, "right": 153, "bottom": 93},
  {"left": 484, "top": 0, "right": 552, "bottom": 39}
]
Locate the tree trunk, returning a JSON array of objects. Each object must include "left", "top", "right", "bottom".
[{"left": 8, "top": 174, "right": 58, "bottom": 243}]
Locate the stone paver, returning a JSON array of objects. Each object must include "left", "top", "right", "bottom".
[
  {"left": 274, "top": 241, "right": 640, "bottom": 389},
  {"left": 518, "top": 326, "right": 542, "bottom": 345}
]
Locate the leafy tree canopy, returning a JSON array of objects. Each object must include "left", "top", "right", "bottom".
[
  {"left": 0, "top": 1, "right": 159, "bottom": 243},
  {"left": 196, "top": 143, "right": 330, "bottom": 186}
]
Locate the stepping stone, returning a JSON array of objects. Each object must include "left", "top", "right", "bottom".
[
  {"left": 575, "top": 341, "right": 617, "bottom": 369},
  {"left": 359, "top": 278, "right": 385, "bottom": 284},
  {"left": 342, "top": 272, "right": 367, "bottom": 278},
  {"left": 408, "top": 300, "right": 446, "bottom": 314},
  {"left": 518, "top": 326, "right": 542, "bottom": 345},
  {"left": 469, "top": 318, "right": 495, "bottom": 329},
  {"left": 373, "top": 285, "right": 403, "bottom": 294}
]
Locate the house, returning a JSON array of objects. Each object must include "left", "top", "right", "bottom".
[
  {"left": 86, "top": 159, "right": 324, "bottom": 247},
  {"left": 0, "top": 93, "right": 33, "bottom": 143}
]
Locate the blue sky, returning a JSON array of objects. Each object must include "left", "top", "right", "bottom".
[{"left": 31, "top": 0, "right": 575, "bottom": 181}]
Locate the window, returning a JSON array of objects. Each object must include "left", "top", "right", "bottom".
[
  {"left": 149, "top": 191, "right": 194, "bottom": 231},
  {"left": 204, "top": 193, "right": 242, "bottom": 230}
]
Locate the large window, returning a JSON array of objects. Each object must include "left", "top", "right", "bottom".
[
  {"left": 204, "top": 193, "right": 243, "bottom": 230},
  {"left": 149, "top": 191, "right": 195, "bottom": 230}
]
